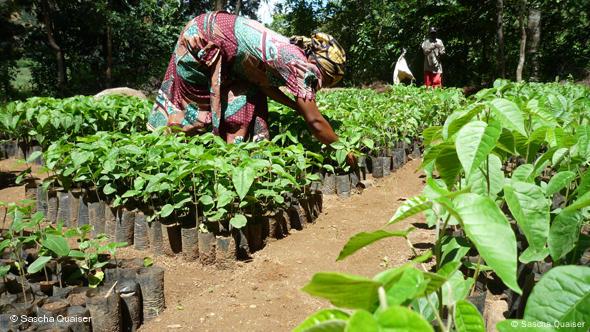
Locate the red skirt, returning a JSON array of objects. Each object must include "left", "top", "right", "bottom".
[{"left": 424, "top": 71, "right": 442, "bottom": 88}]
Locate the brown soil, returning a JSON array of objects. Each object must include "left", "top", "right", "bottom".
[{"left": 0, "top": 158, "right": 435, "bottom": 331}]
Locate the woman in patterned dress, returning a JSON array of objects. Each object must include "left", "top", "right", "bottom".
[{"left": 147, "top": 11, "right": 347, "bottom": 149}]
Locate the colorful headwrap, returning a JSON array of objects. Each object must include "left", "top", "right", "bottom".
[{"left": 290, "top": 33, "right": 346, "bottom": 88}]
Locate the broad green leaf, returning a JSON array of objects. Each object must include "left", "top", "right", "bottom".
[
  {"left": 337, "top": 228, "right": 413, "bottom": 261},
  {"left": 440, "top": 236, "right": 470, "bottom": 266},
  {"left": 504, "top": 181, "right": 549, "bottom": 254},
  {"left": 376, "top": 306, "right": 434, "bottom": 332},
  {"left": 454, "top": 299, "right": 485, "bottom": 332},
  {"left": 455, "top": 194, "right": 521, "bottom": 294},
  {"left": 572, "top": 125, "right": 590, "bottom": 159},
  {"left": 383, "top": 268, "right": 427, "bottom": 306},
  {"left": 27, "top": 256, "right": 52, "bottom": 274},
  {"left": 160, "top": 204, "right": 174, "bottom": 218},
  {"left": 467, "top": 154, "right": 504, "bottom": 197},
  {"left": 103, "top": 183, "right": 117, "bottom": 195},
  {"left": 564, "top": 190, "right": 590, "bottom": 212},
  {"left": 389, "top": 196, "right": 432, "bottom": 224},
  {"left": 524, "top": 266, "right": 590, "bottom": 331},
  {"left": 574, "top": 170, "right": 590, "bottom": 197},
  {"left": 548, "top": 211, "right": 583, "bottom": 261},
  {"left": 293, "top": 309, "right": 349, "bottom": 332},
  {"left": 345, "top": 310, "right": 378, "bottom": 332},
  {"left": 232, "top": 166, "right": 255, "bottom": 201},
  {"left": 229, "top": 214, "right": 247, "bottom": 229},
  {"left": 490, "top": 98, "right": 527, "bottom": 137},
  {"left": 456, "top": 120, "right": 501, "bottom": 178},
  {"left": 302, "top": 272, "right": 381, "bottom": 311},
  {"left": 435, "top": 144, "right": 462, "bottom": 189},
  {"left": 26, "top": 151, "right": 43, "bottom": 163},
  {"left": 511, "top": 164, "right": 534, "bottom": 182},
  {"left": 551, "top": 147, "right": 568, "bottom": 166},
  {"left": 442, "top": 270, "right": 473, "bottom": 306},
  {"left": 546, "top": 171, "right": 575, "bottom": 196},
  {"left": 43, "top": 234, "right": 70, "bottom": 257},
  {"left": 443, "top": 103, "right": 485, "bottom": 139}
]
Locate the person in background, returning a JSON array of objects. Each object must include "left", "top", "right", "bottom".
[
  {"left": 147, "top": 10, "right": 350, "bottom": 161},
  {"left": 421, "top": 27, "right": 445, "bottom": 88}
]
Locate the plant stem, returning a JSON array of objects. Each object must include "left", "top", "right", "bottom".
[
  {"left": 378, "top": 286, "right": 388, "bottom": 311},
  {"left": 469, "top": 256, "right": 483, "bottom": 296},
  {"left": 426, "top": 292, "right": 447, "bottom": 332}
]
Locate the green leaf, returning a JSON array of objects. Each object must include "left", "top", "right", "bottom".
[
  {"left": 455, "top": 194, "right": 521, "bottom": 294},
  {"left": 564, "top": 190, "right": 590, "bottom": 212},
  {"left": 230, "top": 214, "right": 247, "bottom": 229},
  {"left": 376, "top": 305, "right": 434, "bottom": 332},
  {"left": 337, "top": 228, "right": 413, "bottom": 261},
  {"left": 442, "top": 270, "right": 473, "bottom": 306},
  {"left": 88, "top": 270, "right": 104, "bottom": 288},
  {"left": 302, "top": 272, "right": 381, "bottom": 311},
  {"left": 42, "top": 234, "right": 70, "bottom": 257},
  {"left": 143, "top": 256, "right": 154, "bottom": 267},
  {"left": 443, "top": 103, "right": 485, "bottom": 139},
  {"left": 26, "top": 151, "right": 43, "bottom": 163},
  {"left": 232, "top": 166, "right": 255, "bottom": 201},
  {"left": 467, "top": 154, "right": 504, "bottom": 197},
  {"left": 454, "top": 299, "right": 485, "bottom": 332},
  {"left": 435, "top": 144, "right": 462, "bottom": 189},
  {"left": 27, "top": 256, "right": 52, "bottom": 274},
  {"left": 546, "top": 171, "right": 576, "bottom": 196},
  {"left": 160, "top": 204, "right": 174, "bottom": 218},
  {"left": 503, "top": 181, "right": 549, "bottom": 254},
  {"left": 345, "top": 310, "right": 378, "bottom": 332},
  {"left": 524, "top": 266, "right": 590, "bottom": 331},
  {"left": 389, "top": 196, "right": 432, "bottom": 224},
  {"left": 548, "top": 211, "right": 583, "bottom": 261},
  {"left": 456, "top": 120, "right": 502, "bottom": 178},
  {"left": 490, "top": 98, "right": 527, "bottom": 137},
  {"left": 103, "top": 183, "right": 117, "bottom": 195},
  {"left": 294, "top": 309, "right": 348, "bottom": 332},
  {"left": 512, "top": 164, "right": 534, "bottom": 182}
]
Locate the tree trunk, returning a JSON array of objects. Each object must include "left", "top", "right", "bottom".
[
  {"left": 41, "top": 0, "right": 66, "bottom": 94},
  {"left": 105, "top": 24, "right": 113, "bottom": 88},
  {"left": 496, "top": 0, "right": 506, "bottom": 78},
  {"left": 527, "top": 8, "right": 541, "bottom": 82},
  {"left": 215, "top": 0, "right": 225, "bottom": 11},
  {"left": 234, "top": 0, "right": 242, "bottom": 15},
  {"left": 516, "top": 0, "right": 527, "bottom": 82}
]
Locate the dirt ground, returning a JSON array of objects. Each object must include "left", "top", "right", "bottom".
[{"left": 0, "top": 158, "right": 436, "bottom": 331}]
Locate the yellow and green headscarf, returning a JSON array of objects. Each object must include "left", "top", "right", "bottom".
[{"left": 290, "top": 33, "right": 346, "bottom": 88}]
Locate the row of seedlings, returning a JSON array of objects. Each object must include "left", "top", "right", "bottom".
[
  {"left": 30, "top": 183, "right": 323, "bottom": 266},
  {"left": 34, "top": 131, "right": 325, "bottom": 265}
]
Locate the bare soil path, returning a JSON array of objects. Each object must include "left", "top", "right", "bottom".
[{"left": 137, "top": 159, "right": 433, "bottom": 332}]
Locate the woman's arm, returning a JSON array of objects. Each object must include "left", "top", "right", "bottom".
[
  {"left": 295, "top": 97, "right": 339, "bottom": 145},
  {"left": 260, "top": 86, "right": 338, "bottom": 145}
]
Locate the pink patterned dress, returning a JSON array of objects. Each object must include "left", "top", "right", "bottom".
[{"left": 147, "top": 11, "right": 323, "bottom": 143}]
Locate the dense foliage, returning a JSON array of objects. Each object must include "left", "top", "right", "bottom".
[
  {"left": 297, "top": 80, "right": 590, "bottom": 331},
  {"left": 0, "top": 95, "right": 150, "bottom": 147}
]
